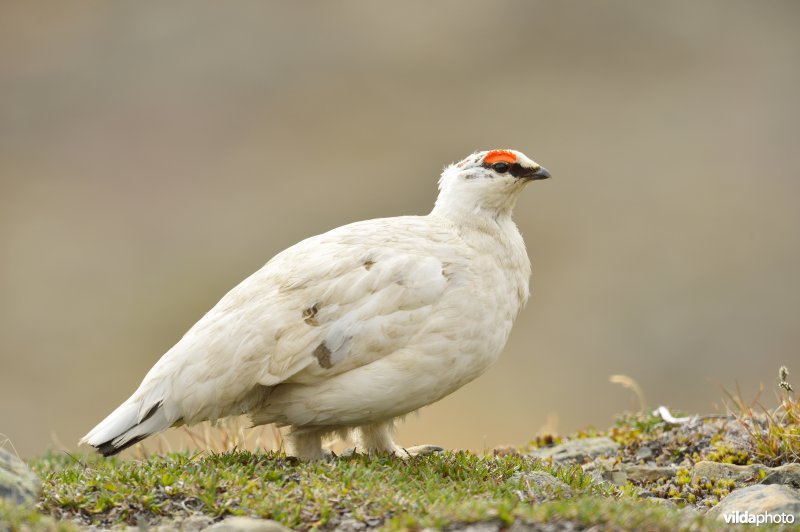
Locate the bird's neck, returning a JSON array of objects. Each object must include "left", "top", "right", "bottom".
[
  {"left": 431, "top": 192, "right": 518, "bottom": 223},
  {"left": 430, "top": 197, "right": 522, "bottom": 250}
]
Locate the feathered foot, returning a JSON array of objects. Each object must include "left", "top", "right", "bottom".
[
  {"left": 285, "top": 428, "right": 327, "bottom": 461},
  {"left": 354, "top": 421, "right": 443, "bottom": 459}
]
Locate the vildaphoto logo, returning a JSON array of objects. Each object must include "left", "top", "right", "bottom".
[{"left": 722, "top": 510, "right": 795, "bottom": 525}]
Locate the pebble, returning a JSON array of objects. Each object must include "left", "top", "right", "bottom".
[
  {"left": 623, "top": 465, "right": 678, "bottom": 483},
  {"left": 691, "top": 461, "right": 766, "bottom": 483},
  {"left": 761, "top": 462, "right": 800, "bottom": 489},
  {"left": 527, "top": 437, "right": 620, "bottom": 464},
  {"left": 206, "top": 517, "right": 292, "bottom": 532},
  {"left": 636, "top": 446, "right": 654, "bottom": 460}
]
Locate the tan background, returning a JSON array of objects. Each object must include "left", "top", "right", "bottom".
[{"left": 2, "top": 1, "right": 799, "bottom": 458}]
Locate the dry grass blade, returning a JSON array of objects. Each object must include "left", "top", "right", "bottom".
[{"left": 609, "top": 374, "right": 647, "bottom": 413}]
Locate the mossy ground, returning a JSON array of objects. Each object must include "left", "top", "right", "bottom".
[
  {"left": 25, "top": 450, "right": 708, "bottom": 531},
  {"left": 7, "top": 372, "right": 797, "bottom": 530}
]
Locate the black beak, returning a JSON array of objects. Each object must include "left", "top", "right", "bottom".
[
  {"left": 510, "top": 163, "right": 552, "bottom": 180},
  {"left": 526, "top": 166, "right": 550, "bottom": 179},
  {"left": 524, "top": 165, "right": 551, "bottom": 180}
]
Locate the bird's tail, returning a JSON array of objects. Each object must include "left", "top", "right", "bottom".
[{"left": 80, "top": 399, "right": 169, "bottom": 456}]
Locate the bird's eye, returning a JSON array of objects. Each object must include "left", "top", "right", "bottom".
[{"left": 492, "top": 162, "right": 510, "bottom": 173}]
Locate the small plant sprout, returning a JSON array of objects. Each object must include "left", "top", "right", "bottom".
[{"left": 778, "top": 365, "right": 793, "bottom": 393}]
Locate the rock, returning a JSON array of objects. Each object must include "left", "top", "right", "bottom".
[
  {"left": 601, "top": 470, "right": 628, "bottom": 486},
  {"left": 691, "top": 461, "right": 766, "bottom": 483},
  {"left": 206, "top": 517, "right": 292, "bottom": 532},
  {"left": 646, "top": 497, "right": 678, "bottom": 508},
  {"left": 580, "top": 458, "right": 617, "bottom": 487},
  {"left": 583, "top": 470, "right": 604, "bottom": 486},
  {"left": 527, "top": 437, "right": 620, "bottom": 464},
  {"left": 581, "top": 458, "right": 615, "bottom": 472},
  {"left": 507, "top": 520, "right": 584, "bottom": 531},
  {"left": 335, "top": 518, "right": 368, "bottom": 531},
  {"left": 707, "top": 484, "right": 800, "bottom": 521},
  {"left": 125, "top": 515, "right": 215, "bottom": 531},
  {"left": 636, "top": 446, "right": 654, "bottom": 460},
  {"left": 450, "top": 523, "right": 501, "bottom": 532},
  {"left": 761, "top": 463, "right": 800, "bottom": 489},
  {"left": 507, "top": 471, "right": 571, "bottom": 498},
  {"left": 0, "top": 448, "right": 41, "bottom": 506},
  {"left": 623, "top": 465, "right": 678, "bottom": 483}
]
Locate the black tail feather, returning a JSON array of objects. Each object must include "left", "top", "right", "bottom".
[{"left": 95, "top": 434, "right": 148, "bottom": 457}]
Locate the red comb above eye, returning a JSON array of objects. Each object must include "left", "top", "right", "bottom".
[{"left": 484, "top": 150, "right": 517, "bottom": 165}]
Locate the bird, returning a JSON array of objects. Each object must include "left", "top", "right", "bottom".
[{"left": 80, "top": 149, "right": 551, "bottom": 460}]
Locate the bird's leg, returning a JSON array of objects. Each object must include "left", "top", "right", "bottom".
[
  {"left": 354, "top": 420, "right": 403, "bottom": 456},
  {"left": 354, "top": 420, "right": 444, "bottom": 458},
  {"left": 285, "top": 429, "right": 325, "bottom": 461}
]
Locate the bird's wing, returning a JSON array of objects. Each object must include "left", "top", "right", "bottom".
[{"left": 133, "top": 216, "right": 462, "bottom": 425}]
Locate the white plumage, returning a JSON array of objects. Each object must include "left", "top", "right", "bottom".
[{"left": 81, "top": 149, "right": 550, "bottom": 460}]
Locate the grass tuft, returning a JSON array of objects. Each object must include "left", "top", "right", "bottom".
[
  {"left": 721, "top": 366, "right": 800, "bottom": 466},
  {"left": 29, "top": 450, "right": 707, "bottom": 530}
]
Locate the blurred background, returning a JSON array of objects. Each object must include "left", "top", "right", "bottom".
[{"left": 2, "top": 1, "right": 799, "bottom": 459}]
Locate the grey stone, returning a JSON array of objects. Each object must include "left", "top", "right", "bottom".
[
  {"left": 601, "top": 470, "right": 628, "bottom": 486},
  {"left": 452, "top": 523, "right": 501, "bottom": 532},
  {"left": 206, "top": 517, "right": 292, "bottom": 532},
  {"left": 581, "top": 458, "right": 615, "bottom": 472},
  {"left": 587, "top": 470, "right": 606, "bottom": 486},
  {"left": 335, "top": 518, "right": 368, "bottom": 531},
  {"left": 636, "top": 446, "right": 654, "bottom": 460},
  {"left": 691, "top": 461, "right": 766, "bottom": 483},
  {"left": 507, "top": 520, "right": 584, "bottom": 531},
  {"left": 526, "top": 437, "right": 620, "bottom": 464},
  {"left": 123, "top": 516, "right": 215, "bottom": 531},
  {"left": 508, "top": 471, "right": 571, "bottom": 498},
  {"left": 0, "top": 447, "right": 41, "bottom": 506},
  {"left": 623, "top": 465, "right": 678, "bottom": 483},
  {"left": 761, "top": 463, "right": 800, "bottom": 489},
  {"left": 646, "top": 497, "right": 678, "bottom": 508},
  {"left": 707, "top": 484, "right": 800, "bottom": 521}
]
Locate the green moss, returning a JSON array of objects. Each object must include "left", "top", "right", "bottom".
[
  {"left": 705, "top": 443, "right": 752, "bottom": 465},
  {"left": 28, "top": 450, "right": 714, "bottom": 530},
  {"left": 641, "top": 467, "right": 744, "bottom": 508}
]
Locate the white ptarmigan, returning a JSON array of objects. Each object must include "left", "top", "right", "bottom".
[{"left": 81, "top": 149, "right": 550, "bottom": 460}]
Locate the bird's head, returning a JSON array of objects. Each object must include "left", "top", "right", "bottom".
[{"left": 433, "top": 149, "right": 550, "bottom": 218}]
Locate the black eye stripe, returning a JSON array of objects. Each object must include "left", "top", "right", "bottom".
[
  {"left": 480, "top": 161, "right": 532, "bottom": 178},
  {"left": 508, "top": 163, "right": 530, "bottom": 178}
]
